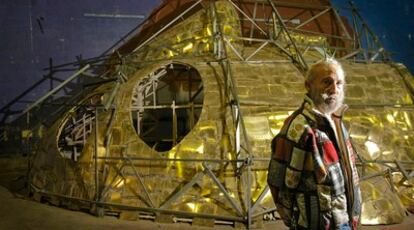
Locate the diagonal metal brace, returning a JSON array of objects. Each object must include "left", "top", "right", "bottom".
[
  {"left": 23, "top": 64, "right": 91, "bottom": 114},
  {"left": 124, "top": 156, "right": 155, "bottom": 208},
  {"left": 160, "top": 171, "right": 204, "bottom": 209},
  {"left": 202, "top": 162, "right": 244, "bottom": 217},
  {"left": 250, "top": 185, "right": 270, "bottom": 214},
  {"left": 395, "top": 160, "right": 411, "bottom": 181},
  {"left": 267, "top": 0, "right": 308, "bottom": 72}
]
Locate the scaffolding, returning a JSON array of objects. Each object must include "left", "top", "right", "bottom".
[
  {"left": 0, "top": 0, "right": 394, "bottom": 125},
  {"left": 2, "top": 0, "right": 414, "bottom": 229}
]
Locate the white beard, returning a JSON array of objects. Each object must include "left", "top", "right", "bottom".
[{"left": 310, "top": 90, "right": 344, "bottom": 115}]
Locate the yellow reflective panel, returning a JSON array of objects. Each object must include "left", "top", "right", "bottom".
[
  {"left": 393, "top": 111, "right": 399, "bottom": 117},
  {"left": 114, "top": 178, "right": 125, "bottom": 189},
  {"left": 227, "top": 152, "right": 233, "bottom": 160},
  {"left": 179, "top": 139, "right": 203, "bottom": 154},
  {"left": 110, "top": 192, "right": 121, "bottom": 202},
  {"left": 97, "top": 146, "right": 106, "bottom": 157},
  {"left": 268, "top": 114, "right": 289, "bottom": 121},
  {"left": 186, "top": 202, "right": 197, "bottom": 212},
  {"left": 267, "top": 111, "right": 293, "bottom": 136},
  {"left": 402, "top": 93, "right": 413, "bottom": 104},
  {"left": 223, "top": 25, "right": 233, "bottom": 34},
  {"left": 286, "top": 32, "right": 326, "bottom": 46},
  {"left": 270, "top": 128, "right": 280, "bottom": 136},
  {"left": 366, "top": 116, "right": 378, "bottom": 124},
  {"left": 244, "top": 116, "right": 273, "bottom": 140},
  {"left": 202, "top": 43, "right": 210, "bottom": 52},
  {"left": 382, "top": 150, "right": 393, "bottom": 156},
  {"left": 168, "top": 147, "right": 176, "bottom": 160},
  {"left": 183, "top": 43, "right": 193, "bottom": 53},
  {"left": 399, "top": 187, "right": 414, "bottom": 207},
  {"left": 392, "top": 172, "right": 404, "bottom": 184},
  {"left": 364, "top": 164, "right": 386, "bottom": 175},
  {"left": 21, "top": 130, "right": 32, "bottom": 138},
  {"left": 350, "top": 134, "right": 367, "bottom": 140},
  {"left": 219, "top": 191, "right": 236, "bottom": 198},
  {"left": 205, "top": 26, "right": 212, "bottom": 36},
  {"left": 361, "top": 178, "right": 406, "bottom": 225},
  {"left": 263, "top": 188, "right": 272, "bottom": 202},
  {"left": 404, "top": 111, "right": 412, "bottom": 128},
  {"left": 168, "top": 144, "right": 183, "bottom": 178},
  {"left": 169, "top": 50, "right": 175, "bottom": 57},
  {"left": 196, "top": 144, "right": 204, "bottom": 154},
  {"left": 386, "top": 114, "right": 395, "bottom": 124}
]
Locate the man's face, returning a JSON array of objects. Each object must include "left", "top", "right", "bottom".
[{"left": 307, "top": 64, "right": 345, "bottom": 114}]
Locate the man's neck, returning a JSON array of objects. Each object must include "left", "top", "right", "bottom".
[
  {"left": 314, "top": 106, "right": 332, "bottom": 117},
  {"left": 312, "top": 107, "right": 338, "bottom": 141}
]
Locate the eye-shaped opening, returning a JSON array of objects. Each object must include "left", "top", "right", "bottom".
[{"left": 131, "top": 63, "right": 204, "bottom": 152}]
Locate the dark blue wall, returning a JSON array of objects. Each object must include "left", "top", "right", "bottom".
[
  {"left": 0, "top": 0, "right": 413, "bottom": 116},
  {"left": 332, "top": 0, "right": 414, "bottom": 70},
  {"left": 0, "top": 0, "right": 161, "bottom": 115}
]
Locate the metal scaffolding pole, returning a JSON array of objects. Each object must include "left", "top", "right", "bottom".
[
  {"left": 22, "top": 64, "right": 91, "bottom": 114},
  {"left": 211, "top": 1, "right": 257, "bottom": 227},
  {"left": 348, "top": 1, "right": 388, "bottom": 61},
  {"left": 23, "top": 1, "right": 412, "bottom": 229},
  {"left": 130, "top": 0, "right": 203, "bottom": 54},
  {"left": 267, "top": 0, "right": 308, "bottom": 72},
  {"left": 94, "top": 107, "right": 100, "bottom": 202}
]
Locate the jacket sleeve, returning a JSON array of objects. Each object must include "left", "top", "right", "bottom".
[
  {"left": 268, "top": 135, "right": 293, "bottom": 226},
  {"left": 346, "top": 137, "right": 362, "bottom": 228},
  {"left": 267, "top": 114, "right": 312, "bottom": 226},
  {"left": 267, "top": 134, "right": 307, "bottom": 227}
]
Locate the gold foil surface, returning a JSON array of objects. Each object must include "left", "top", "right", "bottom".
[{"left": 29, "top": 0, "right": 414, "bottom": 226}]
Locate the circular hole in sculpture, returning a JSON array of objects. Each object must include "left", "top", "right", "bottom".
[{"left": 57, "top": 94, "right": 102, "bottom": 161}]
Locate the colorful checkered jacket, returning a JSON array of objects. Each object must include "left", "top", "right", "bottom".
[{"left": 267, "top": 95, "right": 361, "bottom": 229}]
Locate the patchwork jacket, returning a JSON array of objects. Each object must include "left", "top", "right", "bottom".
[{"left": 267, "top": 95, "right": 361, "bottom": 229}]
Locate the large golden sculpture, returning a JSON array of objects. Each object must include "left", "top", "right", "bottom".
[{"left": 26, "top": 0, "right": 413, "bottom": 228}]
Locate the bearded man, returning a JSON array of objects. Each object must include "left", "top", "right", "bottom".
[{"left": 267, "top": 58, "right": 361, "bottom": 229}]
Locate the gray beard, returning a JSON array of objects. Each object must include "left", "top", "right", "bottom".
[{"left": 309, "top": 90, "right": 344, "bottom": 115}]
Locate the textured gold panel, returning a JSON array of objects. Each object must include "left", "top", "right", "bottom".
[
  {"left": 28, "top": 0, "right": 414, "bottom": 226},
  {"left": 361, "top": 177, "right": 406, "bottom": 225}
]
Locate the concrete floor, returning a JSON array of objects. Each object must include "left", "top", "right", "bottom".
[
  {"left": 0, "top": 156, "right": 413, "bottom": 229},
  {"left": 1, "top": 184, "right": 414, "bottom": 230},
  {"left": 0, "top": 185, "right": 286, "bottom": 230}
]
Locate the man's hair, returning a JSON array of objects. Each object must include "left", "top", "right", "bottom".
[{"left": 305, "top": 58, "right": 345, "bottom": 83}]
